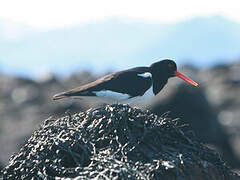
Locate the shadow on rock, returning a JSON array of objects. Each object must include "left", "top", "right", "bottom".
[{"left": 149, "top": 83, "right": 240, "bottom": 168}]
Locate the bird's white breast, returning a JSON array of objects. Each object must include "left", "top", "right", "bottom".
[
  {"left": 142, "top": 85, "right": 154, "bottom": 99},
  {"left": 121, "top": 85, "right": 154, "bottom": 105}
]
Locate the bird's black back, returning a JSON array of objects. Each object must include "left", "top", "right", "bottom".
[{"left": 63, "top": 67, "right": 152, "bottom": 98}]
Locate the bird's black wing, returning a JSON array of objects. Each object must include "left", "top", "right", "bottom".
[
  {"left": 53, "top": 67, "right": 152, "bottom": 100},
  {"left": 100, "top": 67, "right": 152, "bottom": 97}
]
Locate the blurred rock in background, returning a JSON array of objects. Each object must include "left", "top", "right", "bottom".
[
  {"left": 146, "top": 62, "right": 240, "bottom": 168},
  {"left": 0, "top": 61, "right": 240, "bottom": 171}
]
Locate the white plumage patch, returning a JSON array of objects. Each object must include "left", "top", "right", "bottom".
[
  {"left": 74, "top": 86, "right": 155, "bottom": 105},
  {"left": 93, "top": 90, "right": 131, "bottom": 101},
  {"left": 137, "top": 72, "right": 152, "bottom": 78},
  {"left": 121, "top": 85, "right": 154, "bottom": 105},
  {"left": 142, "top": 85, "right": 154, "bottom": 98}
]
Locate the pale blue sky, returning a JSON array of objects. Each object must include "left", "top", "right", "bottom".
[{"left": 0, "top": 1, "right": 240, "bottom": 78}]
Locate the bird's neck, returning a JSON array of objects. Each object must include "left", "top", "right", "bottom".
[{"left": 151, "top": 74, "right": 168, "bottom": 95}]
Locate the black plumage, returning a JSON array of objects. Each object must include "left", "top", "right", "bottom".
[{"left": 53, "top": 59, "right": 198, "bottom": 103}]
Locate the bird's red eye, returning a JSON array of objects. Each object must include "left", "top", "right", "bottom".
[{"left": 168, "top": 63, "right": 174, "bottom": 68}]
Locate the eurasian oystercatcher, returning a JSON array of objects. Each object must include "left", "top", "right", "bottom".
[{"left": 53, "top": 59, "right": 198, "bottom": 104}]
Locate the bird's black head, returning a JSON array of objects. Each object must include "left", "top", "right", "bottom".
[
  {"left": 150, "top": 59, "right": 177, "bottom": 78},
  {"left": 150, "top": 59, "right": 198, "bottom": 95}
]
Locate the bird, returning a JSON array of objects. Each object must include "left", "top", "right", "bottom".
[{"left": 53, "top": 59, "right": 198, "bottom": 104}]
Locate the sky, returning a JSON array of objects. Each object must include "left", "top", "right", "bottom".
[
  {"left": 0, "top": 0, "right": 240, "bottom": 78},
  {"left": 0, "top": 0, "right": 240, "bottom": 30}
]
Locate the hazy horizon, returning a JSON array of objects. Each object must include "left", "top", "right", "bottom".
[{"left": 0, "top": 15, "right": 240, "bottom": 79}]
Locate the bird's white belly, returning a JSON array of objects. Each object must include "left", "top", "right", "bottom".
[
  {"left": 72, "top": 96, "right": 120, "bottom": 104},
  {"left": 72, "top": 90, "right": 131, "bottom": 104},
  {"left": 73, "top": 86, "right": 154, "bottom": 105},
  {"left": 94, "top": 90, "right": 131, "bottom": 100}
]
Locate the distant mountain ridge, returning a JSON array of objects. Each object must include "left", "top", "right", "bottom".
[{"left": 0, "top": 16, "right": 240, "bottom": 78}]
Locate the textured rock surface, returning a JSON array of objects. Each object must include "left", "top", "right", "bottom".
[{"left": 1, "top": 104, "right": 239, "bottom": 179}]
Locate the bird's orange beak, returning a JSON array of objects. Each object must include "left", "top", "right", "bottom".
[{"left": 174, "top": 71, "right": 198, "bottom": 87}]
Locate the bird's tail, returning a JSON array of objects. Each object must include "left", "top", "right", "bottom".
[
  {"left": 53, "top": 88, "right": 86, "bottom": 100},
  {"left": 52, "top": 92, "right": 69, "bottom": 100}
]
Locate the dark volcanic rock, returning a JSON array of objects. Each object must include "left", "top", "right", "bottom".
[{"left": 1, "top": 104, "right": 238, "bottom": 179}]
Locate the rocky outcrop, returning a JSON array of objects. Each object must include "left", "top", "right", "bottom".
[{"left": 1, "top": 104, "right": 238, "bottom": 179}]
